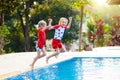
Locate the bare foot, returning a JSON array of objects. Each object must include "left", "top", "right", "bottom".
[{"left": 29, "top": 64, "right": 34, "bottom": 69}]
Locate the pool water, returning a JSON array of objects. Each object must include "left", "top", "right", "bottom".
[{"left": 5, "top": 57, "right": 120, "bottom": 80}]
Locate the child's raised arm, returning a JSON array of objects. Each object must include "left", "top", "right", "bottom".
[
  {"left": 67, "top": 17, "right": 72, "bottom": 28},
  {"left": 47, "top": 18, "right": 54, "bottom": 30}
]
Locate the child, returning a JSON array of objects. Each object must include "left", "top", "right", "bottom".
[
  {"left": 30, "top": 20, "right": 49, "bottom": 68},
  {"left": 46, "top": 17, "right": 72, "bottom": 63}
]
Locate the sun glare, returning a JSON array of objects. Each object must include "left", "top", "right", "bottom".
[{"left": 96, "top": 0, "right": 107, "bottom": 5}]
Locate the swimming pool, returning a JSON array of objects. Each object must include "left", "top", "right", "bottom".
[{"left": 5, "top": 57, "right": 120, "bottom": 80}]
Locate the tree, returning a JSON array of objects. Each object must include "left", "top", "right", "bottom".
[
  {"left": 71, "top": 0, "right": 92, "bottom": 51},
  {"left": 0, "top": 0, "right": 20, "bottom": 54},
  {"left": 17, "top": 0, "right": 35, "bottom": 51}
]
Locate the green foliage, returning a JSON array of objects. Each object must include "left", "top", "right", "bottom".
[
  {"left": 31, "top": 9, "right": 50, "bottom": 24},
  {"left": 49, "top": 0, "right": 73, "bottom": 20},
  {"left": 0, "top": 25, "right": 10, "bottom": 37},
  {"left": 62, "top": 19, "right": 79, "bottom": 43},
  {"left": 86, "top": 19, "right": 95, "bottom": 44},
  {"left": 0, "top": 0, "right": 20, "bottom": 15},
  {"left": 87, "top": 20, "right": 94, "bottom": 33},
  {"left": 103, "top": 24, "right": 111, "bottom": 34},
  {"left": 71, "top": 0, "right": 92, "bottom": 9},
  {"left": 4, "top": 20, "right": 25, "bottom": 53},
  {"left": 103, "top": 23, "right": 111, "bottom": 45}
]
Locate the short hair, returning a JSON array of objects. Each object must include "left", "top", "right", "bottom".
[{"left": 38, "top": 20, "right": 47, "bottom": 27}]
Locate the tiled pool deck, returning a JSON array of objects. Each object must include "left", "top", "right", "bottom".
[{"left": 0, "top": 47, "right": 120, "bottom": 79}]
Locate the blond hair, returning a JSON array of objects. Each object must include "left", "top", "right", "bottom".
[
  {"left": 58, "top": 17, "right": 68, "bottom": 25},
  {"left": 38, "top": 20, "right": 47, "bottom": 27}
]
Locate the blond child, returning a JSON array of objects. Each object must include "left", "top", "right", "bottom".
[
  {"left": 46, "top": 17, "right": 72, "bottom": 63},
  {"left": 30, "top": 20, "right": 49, "bottom": 68}
]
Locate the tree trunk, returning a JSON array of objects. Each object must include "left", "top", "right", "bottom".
[
  {"left": 79, "top": 6, "right": 83, "bottom": 51},
  {"left": 0, "top": 13, "right": 4, "bottom": 54},
  {"left": 0, "top": 13, "right": 4, "bottom": 26},
  {"left": 24, "top": 1, "right": 30, "bottom": 51},
  {"left": 0, "top": 37, "right": 4, "bottom": 54},
  {"left": 17, "top": 1, "right": 31, "bottom": 52}
]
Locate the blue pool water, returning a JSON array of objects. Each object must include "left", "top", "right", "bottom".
[{"left": 5, "top": 57, "right": 120, "bottom": 80}]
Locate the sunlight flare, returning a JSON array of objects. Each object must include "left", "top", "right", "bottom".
[{"left": 96, "top": 0, "right": 107, "bottom": 5}]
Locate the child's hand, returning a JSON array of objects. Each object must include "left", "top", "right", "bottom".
[
  {"left": 48, "top": 18, "right": 53, "bottom": 28},
  {"left": 48, "top": 18, "right": 52, "bottom": 22},
  {"left": 69, "top": 17, "right": 72, "bottom": 21}
]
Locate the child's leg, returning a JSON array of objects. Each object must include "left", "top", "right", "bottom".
[
  {"left": 46, "top": 48, "right": 60, "bottom": 63},
  {"left": 55, "top": 47, "right": 65, "bottom": 58},
  {"left": 40, "top": 47, "right": 46, "bottom": 57},
  {"left": 30, "top": 52, "right": 40, "bottom": 68},
  {"left": 30, "top": 47, "right": 46, "bottom": 68},
  {"left": 60, "top": 47, "right": 66, "bottom": 52}
]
